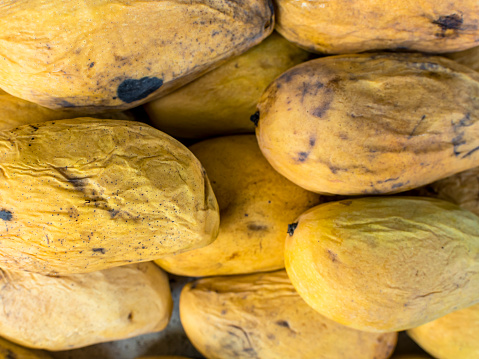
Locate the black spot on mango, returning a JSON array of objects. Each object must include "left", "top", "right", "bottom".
[
  {"left": 117, "top": 77, "right": 163, "bottom": 103},
  {"left": 433, "top": 14, "right": 463, "bottom": 31},
  {"left": 0, "top": 210, "right": 13, "bottom": 221}
]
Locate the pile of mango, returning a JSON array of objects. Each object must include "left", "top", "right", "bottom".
[{"left": 0, "top": 0, "right": 479, "bottom": 358}]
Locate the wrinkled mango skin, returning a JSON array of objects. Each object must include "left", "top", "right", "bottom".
[
  {"left": 275, "top": 0, "right": 479, "bottom": 54},
  {"left": 256, "top": 53, "right": 479, "bottom": 195},
  {"left": 415, "top": 166, "right": 479, "bottom": 216},
  {"left": 285, "top": 197, "right": 479, "bottom": 332},
  {"left": 0, "top": 0, "right": 273, "bottom": 111},
  {"left": 144, "top": 32, "right": 310, "bottom": 139},
  {"left": 0, "top": 118, "right": 219, "bottom": 275},
  {"left": 180, "top": 270, "right": 397, "bottom": 359},
  {"left": 407, "top": 303, "right": 479, "bottom": 359},
  {"left": 0, "top": 337, "right": 52, "bottom": 359},
  {"left": 445, "top": 46, "right": 479, "bottom": 71},
  {"left": 0, "top": 89, "right": 133, "bottom": 131},
  {"left": 0, "top": 262, "right": 172, "bottom": 350},
  {"left": 156, "top": 135, "right": 320, "bottom": 276}
]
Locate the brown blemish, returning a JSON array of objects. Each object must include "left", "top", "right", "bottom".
[
  {"left": 128, "top": 312, "right": 133, "bottom": 321},
  {"left": 433, "top": 14, "right": 463, "bottom": 31},
  {"left": 340, "top": 200, "right": 352, "bottom": 206},
  {"left": 297, "top": 151, "right": 309, "bottom": 162},
  {"left": 247, "top": 223, "right": 268, "bottom": 231},
  {"left": 92, "top": 248, "right": 105, "bottom": 254},
  {"left": 327, "top": 249, "right": 339, "bottom": 263},
  {"left": 276, "top": 320, "right": 291, "bottom": 328},
  {"left": 227, "top": 252, "right": 240, "bottom": 260}
]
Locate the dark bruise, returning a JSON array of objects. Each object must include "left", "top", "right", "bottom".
[
  {"left": 451, "top": 114, "right": 472, "bottom": 157},
  {"left": 30, "top": 125, "right": 39, "bottom": 131},
  {"left": 309, "top": 137, "right": 316, "bottom": 147},
  {"left": 297, "top": 151, "right": 309, "bottom": 162},
  {"left": 312, "top": 101, "right": 331, "bottom": 118},
  {"left": 89, "top": 62, "right": 95, "bottom": 68},
  {"left": 5, "top": 349, "right": 16, "bottom": 359},
  {"left": 433, "top": 14, "right": 463, "bottom": 31},
  {"left": 109, "top": 209, "right": 120, "bottom": 218},
  {"left": 92, "top": 248, "right": 105, "bottom": 254},
  {"left": 247, "top": 223, "right": 268, "bottom": 231},
  {"left": 57, "top": 100, "right": 76, "bottom": 108},
  {"left": 340, "top": 200, "right": 352, "bottom": 206},
  {"left": 275, "top": 320, "right": 291, "bottom": 329},
  {"left": 117, "top": 77, "right": 163, "bottom": 103},
  {"left": 250, "top": 111, "right": 260, "bottom": 126},
  {"left": 287, "top": 222, "right": 298, "bottom": 236},
  {"left": 391, "top": 182, "right": 406, "bottom": 189},
  {"left": 128, "top": 312, "right": 133, "bottom": 321},
  {"left": 0, "top": 209, "right": 13, "bottom": 221}
]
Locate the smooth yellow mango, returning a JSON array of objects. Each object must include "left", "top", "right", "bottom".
[
  {"left": 156, "top": 135, "right": 320, "bottom": 276},
  {"left": 285, "top": 197, "right": 479, "bottom": 332},
  {"left": 0, "top": 262, "right": 172, "bottom": 350},
  {"left": 0, "top": 118, "right": 219, "bottom": 275},
  {"left": 144, "top": 32, "right": 310, "bottom": 139},
  {"left": 275, "top": 0, "right": 479, "bottom": 54},
  {"left": 0, "top": 337, "right": 51, "bottom": 359},
  {"left": 408, "top": 303, "right": 479, "bottom": 359},
  {"left": 0, "top": 0, "right": 273, "bottom": 111},
  {"left": 180, "top": 270, "right": 397, "bottom": 359},
  {"left": 256, "top": 53, "right": 479, "bottom": 195},
  {"left": 0, "top": 88, "right": 133, "bottom": 131}
]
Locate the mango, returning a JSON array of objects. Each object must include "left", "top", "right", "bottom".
[
  {"left": 285, "top": 197, "right": 479, "bottom": 332},
  {"left": 0, "top": 262, "right": 172, "bottom": 350},
  {"left": 0, "top": 118, "right": 219, "bottom": 275},
  {"left": 256, "top": 53, "right": 479, "bottom": 195},
  {"left": 0, "top": 0, "right": 273, "bottom": 110},
  {"left": 156, "top": 135, "right": 320, "bottom": 276},
  {"left": 180, "top": 270, "right": 397, "bottom": 359}
]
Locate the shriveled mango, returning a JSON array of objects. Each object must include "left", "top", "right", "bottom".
[
  {"left": 285, "top": 197, "right": 479, "bottom": 332},
  {"left": 0, "top": 0, "right": 273, "bottom": 111},
  {"left": 180, "top": 270, "right": 397, "bottom": 359},
  {"left": 415, "top": 166, "right": 479, "bottom": 216},
  {"left": 156, "top": 135, "right": 320, "bottom": 276},
  {"left": 407, "top": 303, "right": 479, "bottom": 359},
  {"left": 144, "top": 32, "right": 310, "bottom": 139},
  {"left": 0, "top": 337, "right": 52, "bottom": 359},
  {"left": 0, "top": 88, "right": 133, "bottom": 131},
  {"left": 445, "top": 46, "right": 479, "bottom": 72},
  {"left": 256, "top": 53, "right": 479, "bottom": 195},
  {"left": 275, "top": 0, "right": 479, "bottom": 54},
  {"left": 0, "top": 262, "right": 172, "bottom": 350},
  {"left": 0, "top": 118, "right": 219, "bottom": 275}
]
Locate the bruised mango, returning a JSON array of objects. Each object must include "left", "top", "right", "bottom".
[
  {"left": 285, "top": 197, "right": 479, "bottom": 332},
  {"left": 0, "top": 118, "right": 219, "bottom": 275},
  {"left": 0, "top": 262, "right": 172, "bottom": 350},
  {"left": 275, "top": 0, "right": 479, "bottom": 54},
  {"left": 407, "top": 303, "right": 479, "bottom": 359},
  {"left": 144, "top": 32, "right": 310, "bottom": 139},
  {"left": 180, "top": 270, "right": 397, "bottom": 359},
  {"left": 0, "top": 337, "right": 52, "bottom": 359},
  {"left": 156, "top": 135, "right": 320, "bottom": 276},
  {"left": 0, "top": 0, "right": 273, "bottom": 111},
  {"left": 0, "top": 88, "right": 133, "bottom": 131},
  {"left": 256, "top": 53, "right": 479, "bottom": 195}
]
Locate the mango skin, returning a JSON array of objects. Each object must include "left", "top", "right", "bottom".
[
  {"left": 0, "top": 0, "right": 273, "bottom": 111},
  {"left": 407, "top": 303, "right": 479, "bottom": 359},
  {"left": 285, "top": 197, "right": 479, "bottom": 333},
  {"left": 0, "top": 89, "right": 134, "bottom": 131},
  {"left": 180, "top": 270, "right": 397, "bottom": 359},
  {"left": 0, "top": 337, "right": 52, "bottom": 359},
  {"left": 0, "top": 262, "right": 172, "bottom": 351},
  {"left": 256, "top": 53, "right": 479, "bottom": 195},
  {"left": 144, "top": 32, "right": 310, "bottom": 139},
  {"left": 0, "top": 118, "right": 219, "bottom": 275},
  {"left": 156, "top": 135, "right": 320, "bottom": 276},
  {"left": 275, "top": 0, "right": 479, "bottom": 54}
]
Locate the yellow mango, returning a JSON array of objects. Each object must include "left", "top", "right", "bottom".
[
  {"left": 0, "top": 118, "right": 219, "bottom": 275},
  {"left": 285, "top": 197, "right": 479, "bottom": 332},
  {"left": 408, "top": 303, "right": 479, "bottom": 359},
  {"left": 256, "top": 53, "right": 479, "bottom": 195},
  {"left": 156, "top": 135, "right": 320, "bottom": 276},
  {"left": 0, "top": 0, "right": 273, "bottom": 110},
  {"left": 180, "top": 270, "right": 397, "bottom": 359},
  {"left": 275, "top": 0, "right": 479, "bottom": 54},
  {"left": 0, "top": 88, "right": 133, "bottom": 131},
  {"left": 144, "top": 32, "right": 310, "bottom": 139},
  {"left": 0, "top": 263, "right": 172, "bottom": 350}
]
